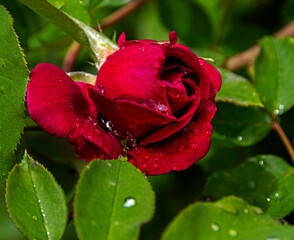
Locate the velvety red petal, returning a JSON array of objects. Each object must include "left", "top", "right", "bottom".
[
  {"left": 169, "top": 31, "right": 178, "bottom": 46},
  {"left": 128, "top": 101, "right": 217, "bottom": 175},
  {"left": 88, "top": 88, "right": 176, "bottom": 139},
  {"left": 27, "top": 63, "right": 123, "bottom": 160},
  {"left": 95, "top": 42, "right": 170, "bottom": 106}
]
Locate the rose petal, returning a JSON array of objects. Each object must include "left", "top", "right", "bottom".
[
  {"left": 27, "top": 63, "right": 123, "bottom": 160},
  {"left": 128, "top": 102, "right": 217, "bottom": 175}
]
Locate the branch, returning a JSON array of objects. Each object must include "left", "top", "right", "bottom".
[
  {"left": 62, "top": 0, "right": 149, "bottom": 72},
  {"left": 224, "top": 20, "right": 294, "bottom": 71},
  {"left": 272, "top": 120, "right": 294, "bottom": 164}
]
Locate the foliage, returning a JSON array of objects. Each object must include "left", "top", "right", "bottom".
[{"left": 0, "top": 0, "right": 294, "bottom": 239}]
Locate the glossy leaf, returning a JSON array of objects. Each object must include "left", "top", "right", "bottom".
[
  {"left": 205, "top": 155, "right": 294, "bottom": 218},
  {"left": 74, "top": 159, "right": 155, "bottom": 240},
  {"left": 216, "top": 68, "right": 263, "bottom": 107},
  {"left": 254, "top": 37, "right": 294, "bottom": 115},
  {"left": 0, "top": 5, "right": 29, "bottom": 183},
  {"left": 18, "top": 0, "right": 118, "bottom": 67},
  {"left": 6, "top": 152, "right": 67, "bottom": 240},
  {"left": 162, "top": 196, "right": 294, "bottom": 240},
  {"left": 212, "top": 103, "right": 272, "bottom": 146}
]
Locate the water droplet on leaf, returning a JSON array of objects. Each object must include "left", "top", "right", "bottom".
[
  {"left": 32, "top": 216, "right": 37, "bottom": 221},
  {"left": 142, "top": 163, "right": 148, "bottom": 169},
  {"left": 193, "top": 129, "right": 201, "bottom": 135},
  {"left": 191, "top": 143, "right": 198, "bottom": 149},
  {"left": 210, "top": 223, "right": 220, "bottom": 232},
  {"left": 123, "top": 197, "right": 136, "bottom": 208},
  {"left": 153, "top": 163, "right": 158, "bottom": 169},
  {"left": 179, "top": 146, "right": 185, "bottom": 152},
  {"left": 237, "top": 136, "right": 243, "bottom": 141},
  {"left": 228, "top": 229, "right": 238, "bottom": 237},
  {"left": 58, "top": 79, "right": 65, "bottom": 84}
]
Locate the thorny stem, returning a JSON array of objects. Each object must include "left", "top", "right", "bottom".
[
  {"left": 224, "top": 20, "right": 294, "bottom": 71},
  {"left": 272, "top": 120, "right": 294, "bottom": 164},
  {"left": 62, "top": 0, "right": 149, "bottom": 72}
]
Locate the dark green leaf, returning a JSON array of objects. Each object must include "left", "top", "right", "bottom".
[
  {"left": 216, "top": 68, "right": 263, "bottom": 107},
  {"left": 6, "top": 152, "right": 67, "bottom": 240},
  {"left": 74, "top": 159, "right": 155, "bottom": 240},
  {"left": 254, "top": 37, "right": 294, "bottom": 115},
  {"left": 0, "top": 5, "right": 29, "bottom": 183},
  {"left": 18, "top": 0, "right": 118, "bottom": 67},
  {"left": 212, "top": 103, "right": 272, "bottom": 146},
  {"left": 205, "top": 155, "right": 294, "bottom": 218},
  {"left": 162, "top": 196, "right": 294, "bottom": 240}
]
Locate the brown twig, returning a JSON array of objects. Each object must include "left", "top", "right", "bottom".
[
  {"left": 224, "top": 20, "right": 294, "bottom": 71},
  {"left": 272, "top": 120, "right": 294, "bottom": 164},
  {"left": 62, "top": 0, "right": 149, "bottom": 72}
]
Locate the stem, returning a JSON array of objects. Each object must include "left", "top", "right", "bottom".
[
  {"left": 224, "top": 20, "right": 294, "bottom": 71},
  {"left": 272, "top": 120, "right": 294, "bottom": 164},
  {"left": 62, "top": 0, "right": 149, "bottom": 72}
]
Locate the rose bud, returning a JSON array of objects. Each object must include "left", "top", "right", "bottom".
[{"left": 88, "top": 31, "right": 222, "bottom": 175}]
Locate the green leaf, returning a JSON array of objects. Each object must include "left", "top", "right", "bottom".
[
  {"left": 212, "top": 103, "right": 272, "bottom": 146},
  {"left": 216, "top": 68, "right": 263, "bottom": 107},
  {"left": 205, "top": 155, "right": 294, "bottom": 218},
  {"left": 47, "top": 0, "right": 90, "bottom": 24},
  {"left": 254, "top": 37, "right": 294, "bottom": 116},
  {"left": 0, "top": 5, "right": 29, "bottom": 183},
  {"left": 18, "top": 0, "right": 118, "bottom": 67},
  {"left": 6, "top": 152, "right": 67, "bottom": 240},
  {"left": 162, "top": 196, "right": 294, "bottom": 240},
  {"left": 74, "top": 159, "right": 155, "bottom": 240}
]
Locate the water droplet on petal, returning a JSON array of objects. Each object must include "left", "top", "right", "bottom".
[
  {"left": 88, "top": 117, "right": 93, "bottom": 122},
  {"left": 179, "top": 146, "right": 185, "bottom": 152},
  {"left": 106, "top": 121, "right": 113, "bottom": 131},
  {"left": 210, "top": 223, "right": 220, "bottom": 232},
  {"left": 191, "top": 143, "right": 198, "bottom": 149},
  {"left": 68, "top": 102, "right": 73, "bottom": 109},
  {"left": 95, "top": 85, "right": 105, "bottom": 94},
  {"left": 172, "top": 166, "right": 177, "bottom": 170},
  {"left": 135, "top": 148, "right": 140, "bottom": 154},
  {"left": 123, "top": 197, "right": 136, "bottom": 208},
  {"left": 87, "top": 135, "right": 93, "bottom": 141},
  {"left": 228, "top": 229, "right": 238, "bottom": 237},
  {"left": 159, "top": 153, "right": 163, "bottom": 157},
  {"left": 199, "top": 59, "right": 206, "bottom": 66},
  {"left": 75, "top": 123, "right": 81, "bottom": 128},
  {"left": 154, "top": 157, "right": 159, "bottom": 161},
  {"left": 59, "top": 79, "right": 65, "bottom": 84},
  {"left": 194, "top": 129, "right": 201, "bottom": 135},
  {"left": 153, "top": 163, "right": 158, "bottom": 169},
  {"left": 145, "top": 156, "right": 149, "bottom": 160},
  {"left": 95, "top": 129, "right": 101, "bottom": 135},
  {"left": 142, "top": 163, "right": 148, "bottom": 169},
  {"left": 32, "top": 216, "right": 37, "bottom": 221},
  {"left": 138, "top": 46, "right": 148, "bottom": 52}
]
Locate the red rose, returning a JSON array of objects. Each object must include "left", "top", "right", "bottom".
[{"left": 27, "top": 31, "right": 221, "bottom": 175}]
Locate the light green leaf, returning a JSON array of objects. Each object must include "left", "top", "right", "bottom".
[
  {"left": 74, "top": 159, "right": 155, "bottom": 240},
  {"left": 6, "top": 152, "right": 67, "bottom": 240},
  {"left": 205, "top": 155, "right": 294, "bottom": 218},
  {"left": 216, "top": 68, "right": 263, "bottom": 107},
  {"left": 162, "top": 196, "right": 294, "bottom": 240},
  {"left": 18, "top": 0, "right": 118, "bottom": 67},
  {"left": 0, "top": 5, "right": 29, "bottom": 183},
  {"left": 212, "top": 103, "right": 272, "bottom": 146},
  {"left": 254, "top": 37, "right": 294, "bottom": 116}
]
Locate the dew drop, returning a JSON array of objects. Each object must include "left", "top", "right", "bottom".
[
  {"left": 153, "top": 163, "right": 158, "bottom": 169},
  {"left": 58, "top": 79, "right": 65, "bottom": 84},
  {"left": 96, "top": 85, "right": 105, "bottom": 94},
  {"left": 138, "top": 46, "right": 148, "bottom": 52},
  {"left": 134, "top": 148, "right": 141, "bottom": 154},
  {"left": 32, "top": 216, "right": 37, "bottom": 221},
  {"left": 252, "top": 207, "right": 263, "bottom": 215},
  {"left": 142, "top": 163, "right": 148, "bottom": 169},
  {"left": 210, "top": 222, "right": 220, "bottom": 232},
  {"left": 247, "top": 181, "right": 256, "bottom": 189},
  {"left": 154, "top": 157, "right": 159, "bottom": 161},
  {"left": 75, "top": 123, "right": 81, "bottom": 128},
  {"left": 159, "top": 153, "right": 163, "bottom": 157},
  {"left": 109, "top": 181, "right": 116, "bottom": 186},
  {"left": 274, "top": 109, "right": 279, "bottom": 115},
  {"left": 266, "top": 197, "right": 271, "bottom": 202},
  {"left": 123, "top": 197, "right": 136, "bottom": 208},
  {"left": 228, "top": 229, "right": 238, "bottom": 237},
  {"left": 206, "top": 130, "right": 212, "bottom": 136},
  {"left": 279, "top": 104, "right": 284, "bottom": 110},
  {"left": 172, "top": 166, "right": 177, "bottom": 170},
  {"left": 191, "top": 143, "right": 198, "bottom": 149},
  {"left": 94, "top": 129, "right": 101, "bottom": 135},
  {"left": 145, "top": 156, "right": 149, "bottom": 160},
  {"left": 179, "top": 146, "right": 185, "bottom": 152},
  {"left": 193, "top": 129, "right": 201, "bottom": 135},
  {"left": 68, "top": 102, "right": 73, "bottom": 109},
  {"left": 243, "top": 208, "right": 249, "bottom": 214},
  {"left": 88, "top": 117, "right": 93, "bottom": 122},
  {"left": 258, "top": 159, "right": 265, "bottom": 168},
  {"left": 237, "top": 136, "right": 243, "bottom": 141},
  {"left": 87, "top": 135, "right": 93, "bottom": 141},
  {"left": 199, "top": 58, "right": 206, "bottom": 66},
  {"left": 106, "top": 121, "right": 113, "bottom": 131}
]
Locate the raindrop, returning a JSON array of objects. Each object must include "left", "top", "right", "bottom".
[
  {"left": 109, "top": 181, "right": 116, "bottom": 186},
  {"left": 32, "top": 216, "right": 37, "bottom": 221},
  {"left": 96, "top": 85, "right": 105, "bottom": 94},
  {"left": 252, "top": 207, "right": 263, "bottom": 215},
  {"left": 134, "top": 148, "right": 141, "bottom": 154},
  {"left": 179, "top": 146, "right": 185, "bottom": 152},
  {"left": 145, "top": 156, "right": 149, "bottom": 160},
  {"left": 247, "top": 181, "right": 256, "bottom": 189},
  {"left": 88, "top": 117, "right": 93, "bottom": 122},
  {"left": 154, "top": 103, "right": 169, "bottom": 114},
  {"left": 58, "top": 79, "right": 65, "bottom": 84},
  {"left": 237, "top": 136, "right": 243, "bottom": 141},
  {"left": 258, "top": 158, "right": 265, "bottom": 168},
  {"left": 274, "top": 109, "right": 279, "bottom": 115},
  {"left": 159, "top": 153, "right": 163, "bottom": 157},
  {"left": 107, "top": 162, "right": 112, "bottom": 167},
  {"left": 191, "top": 143, "right": 198, "bottom": 149},
  {"left": 138, "top": 46, "right": 148, "bottom": 52},
  {"left": 206, "top": 130, "right": 212, "bottom": 136},
  {"left": 172, "top": 166, "right": 177, "bottom": 170},
  {"left": 199, "top": 59, "right": 206, "bottom": 66},
  {"left": 106, "top": 121, "right": 113, "bottom": 131},
  {"left": 142, "top": 163, "right": 148, "bottom": 169},
  {"left": 193, "top": 129, "right": 201, "bottom": 135},
  {"left": 243, "top": 208, "right": 249, "bottom": 214},
  {"left": 87, "top": 135, "right": 93, "bottom": 141},
  {"left": 153, "top": 163, "right": 158, "bottom": 169},
  {"left": 94, "top": 129, "right": 101, "bottom": 135},
  {"left": 123, "top": 197, "right": 136, "bottom": 208},
  {"left": 266, "top": 197, "right": 271, "bottom": 202},
  {"left": 210, "top": 223, "right": 220, "bottom": 232},
  {"left": 68, "top": 102, "right": 73, "bottom": 109},
  {"left": 279, "top": 104, "right": 284, "bottom": 110},
  {"left": 154, "top": 157, "right": 159, "bottom": 161},
  {"left": 228, "top": 229, "right": 238, "bottom": 237}
]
